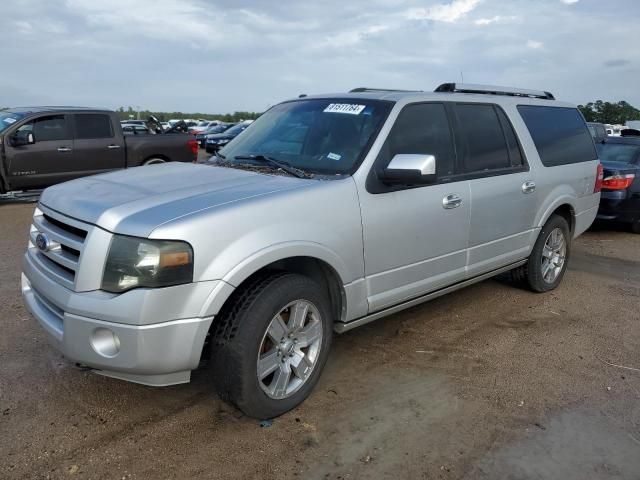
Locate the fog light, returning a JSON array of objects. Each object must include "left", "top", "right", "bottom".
[{"left": 90, "top": 328, "right": 121, "bottom": 358}]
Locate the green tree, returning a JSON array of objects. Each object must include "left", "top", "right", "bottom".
[{"left": 578, "top": 101, "right": 640, "bottom": 124}]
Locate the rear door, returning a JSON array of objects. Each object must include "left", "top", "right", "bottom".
[
  {"left": 5, "top": 114, "right": 75, "bottom": 190},
  {"left": 72, "top": 113, "right": 125, "bottom": 175},
  {"left": 451, "top": 103, "right": 538, "bottom": 277}
]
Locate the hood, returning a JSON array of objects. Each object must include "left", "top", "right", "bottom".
[{"left": 40, "top": 162, "right": 311, "bottom": 237}]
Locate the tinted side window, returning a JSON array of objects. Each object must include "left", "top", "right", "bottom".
[
  {"left": 496, "top": 107, "right": 524, "bottom": 167},
  {"left": 517, "top": 106, "right": 597, "bottom": 166},
  {"left": 19, "top": 115, "right": 69, "bottom": 142},
  {"left": 382, "top": 103, "right": 455, "bottom": 177},
  {"left": 454, "top": 104, "right": 510, "bottom": 172},
  {"left": 75, "top": 114, "right": 113, "bottom": 139}
]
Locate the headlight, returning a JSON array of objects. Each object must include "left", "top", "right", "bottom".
[
  {"left": 218, "top": 139, "right": 230, "bottom": 144},
  {"left": 102, "top": 236, "right": 193, "bottom": 293}
]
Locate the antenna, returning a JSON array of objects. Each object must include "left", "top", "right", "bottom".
[{"left": 460, "top": 71, "right": 464, "bottom": 83}]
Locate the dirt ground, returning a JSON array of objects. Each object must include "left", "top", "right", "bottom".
[{"left": 1, "top": 199, "right": 639, "bottom": 480}]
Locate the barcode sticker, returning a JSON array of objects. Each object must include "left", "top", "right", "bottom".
[{"left": 323, "top": 104, "right": 366, "bottom": 115}]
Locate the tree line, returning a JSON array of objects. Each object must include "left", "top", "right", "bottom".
[
  {"left": 114, "top": 106, "right": 261, "bottom": 123},
  {"left": 577, "top": 100, "right": 640, "bottom": 125}
]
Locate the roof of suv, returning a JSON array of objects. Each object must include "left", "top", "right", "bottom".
[{"left": 292, "top": 84, "right": 575, "bottom": 109}]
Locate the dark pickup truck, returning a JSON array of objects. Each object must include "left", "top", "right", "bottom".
[{"left": 0, "top": 107, "right": 198, "bottom": 193}]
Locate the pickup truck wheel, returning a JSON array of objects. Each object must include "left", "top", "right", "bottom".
[
  {"left": 210, "top": 273, "right": 332, "bottom": 419},
  {"left": 519, "top": 214, "right": 571, "bottom": 293},
  {"left": 143, "top": 158, "right": 166, "bottom": 166}
]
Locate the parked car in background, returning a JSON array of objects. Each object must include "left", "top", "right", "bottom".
[
  {"left": 120, "top": 120, "right": 147, "bottom": 127},
  {"left": 121, "top": 123, "right": 151, "bottom": 135},
  {"left": 189, "top": 120, "right": 221, "bottom": 135},
  {"left": 604, "top": 124, "right": 625, "bottom": 136},
  {"left": 587, "top": 122, "right": 608, "bottom": 143},
  {"left": 195, "top": 123, "right": 235, "bottom": 147},
  {"left": 205, "top": 120, "right": 253, "bottom": 153},
  {"left": 22, "top": 84, "right": 600, "bottom": 419},
  {"left": 0, "top": 107, "right": 198, "bottom": 193},
  {"left": 595, "top": 136, "right": 640, "bottom": 233}
]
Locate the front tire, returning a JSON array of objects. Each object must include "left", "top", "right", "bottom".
[
  {"left": 513, "top": 214, "right": 571, "bottom": 292},
  {"left": 210, "top": 273, "right": 333, "bottom": 419}
]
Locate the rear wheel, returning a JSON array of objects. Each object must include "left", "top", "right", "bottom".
[
  {"left": 512, "top": 214, "right": 571, "bottom": 292},
  {"left": 210, "top": 273, "right": 333, "bottom": 419},
  {"left": 631, "top": 218, "right": 640, "bottom": 234}
]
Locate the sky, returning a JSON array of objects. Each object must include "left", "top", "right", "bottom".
[{"left": 1, "top": 0, "right": 638, "bottom": 113}]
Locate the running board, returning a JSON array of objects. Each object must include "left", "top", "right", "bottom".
[{"left": 334, "top": 260, "right": 527, "bottom": 333}]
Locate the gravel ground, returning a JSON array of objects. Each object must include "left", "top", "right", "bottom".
[{"left": 1, "top": 199, "right": 639, "bottom": 480}]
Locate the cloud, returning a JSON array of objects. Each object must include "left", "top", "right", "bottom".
[
  {"left": 404, "top": 0, "right": 482, "bottom": 23},
  {"left": 474, "top": 15, "right": 518, "bottom": 25},
  {"left": 560, "top": 0, "right": 579, "bottom": 4},
  {"left": 526, "top": 39, "right": 544, "bottom": 49}
]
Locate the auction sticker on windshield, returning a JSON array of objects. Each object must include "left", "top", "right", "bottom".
[
  {"left": 3, "top": 117, "right": 17, "bottom": 124},
  {"left": 323, "top": 104, "right": 366, "bottom": 115}
]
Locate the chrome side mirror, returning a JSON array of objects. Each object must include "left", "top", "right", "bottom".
[{"left": 381, "top": 154, "right": 437, "bottom": 184}]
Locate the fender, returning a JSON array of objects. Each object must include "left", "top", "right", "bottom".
[{"left": 198, "top": 241, "right": 351, "bottom": 318}]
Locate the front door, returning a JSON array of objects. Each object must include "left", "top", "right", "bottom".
[
  {"left": 358, "top": 103, "right": 470, "bottom": 313},
  {"left": 5, "top": 114, "right": 75, "bottom": 190}
]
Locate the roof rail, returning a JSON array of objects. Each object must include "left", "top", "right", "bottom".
[
  {"left": 434, "top": 83, "right": 555, "bottom": 100},
  {"left": 349, "top": 87, "right": 422, "bottom": 93}
]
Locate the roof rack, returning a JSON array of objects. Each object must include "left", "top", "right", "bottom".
[
  {"left": 349, "top": 87, "right": 422, "bottom": 93},
  {"left": 434, "top": 83, "right": 555, "bottom": 100}
]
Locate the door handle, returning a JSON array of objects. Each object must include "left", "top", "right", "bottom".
[
  {"left": 522, "top": 180, "right": 536, "bottom": 194},
  {"left": 443, "top": 193, "right": 462, "bottom": 209},
  {"left": 107, "top": 145, "right": 121, "bottom": 149},
  {"left": 57, "top": 147, "right": 72, "bottom": 153}
]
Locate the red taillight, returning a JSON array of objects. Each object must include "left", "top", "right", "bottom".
[
  {"left": 602, "top": 173, "right": 635, "bottom": 190},
  {"left": 188, "top": 139, "right": 198, "bottom": 158},
  {"left": 594, "top": 163, "right": 604, "bottom": 193}
]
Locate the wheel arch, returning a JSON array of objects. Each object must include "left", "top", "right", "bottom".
[
  {"left": 537, "top": 196, "right": 576, "bottom": 234},
  {"left": 200, "top": 243, "right": 352, "bottom": 323}
]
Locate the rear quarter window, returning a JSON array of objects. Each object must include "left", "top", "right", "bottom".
[{"left": 517, "top": 106, "right": 597, "bottom": 167}]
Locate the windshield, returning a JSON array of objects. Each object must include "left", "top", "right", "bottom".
[
  {"left": 597, "top": 142, "right": 640, "bottom": 164},
  {"left": 206, "top": 124, "right": 229, "bottom": 134},
  {"left": 0, "top": 112, "right": 26, "bottom": 134},
  {"left": 219, "top": 98, "right": 392, "bottom": 175}
]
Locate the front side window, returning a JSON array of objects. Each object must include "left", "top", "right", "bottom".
[
  {"left": 377, "top": 103, "right": 455, "bottom": 178},
  {"left": 18, "top": 115, "right": 69, "bottom": 142},
  {"left": 219, "top": 98, "right": 392, "bottom": 175},
  {"left": 454, "top": 104, "right": 511, "bottom": 172},
  {"left": 518, "top": 105, "right": 597, "bottom": 166},
  {"left": 75, "top": 114, "right": 113, "bottom": 139}
]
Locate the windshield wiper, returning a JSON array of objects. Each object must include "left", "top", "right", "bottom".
[{"left": 233, "top": 155, "right": 313, "bottom": 179}]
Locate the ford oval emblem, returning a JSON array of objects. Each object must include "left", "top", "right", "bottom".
[{"left": 35, "top": 233, "right": 50, "bottom": 252}]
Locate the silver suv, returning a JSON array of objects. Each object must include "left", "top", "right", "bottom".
[{"left": 22, "top": 84, "right": 602, "bottom": 418}]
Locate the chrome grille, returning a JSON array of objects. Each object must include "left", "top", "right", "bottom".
[{"left": 29, "top": 207, "right": 89, "bottom": 290}]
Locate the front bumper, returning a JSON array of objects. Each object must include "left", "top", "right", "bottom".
[{"left": 22, "top": 253, "right": 215, "bottom": 386}]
